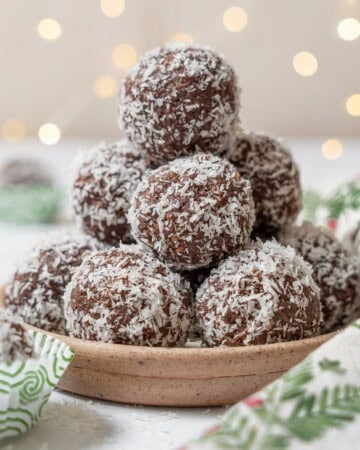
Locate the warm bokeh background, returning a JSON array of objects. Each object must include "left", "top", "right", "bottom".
[
  {"left": 0, "top": 5, "right": 359, "bottom": 449},
  {"left": 0, "top": 0, "right": 359, "bottom": 220},
  {"left": 0, "top": 0, "right": 359, "bottom": 147}
]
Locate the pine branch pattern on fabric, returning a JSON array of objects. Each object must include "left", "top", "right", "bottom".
[{"left": 185, "top": 319, "right": 360, "bottom": 450}]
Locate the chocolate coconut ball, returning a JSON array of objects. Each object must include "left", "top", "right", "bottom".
[
  {"left": 5, "top": 230, "right": 103, "bottom": 334},
  {"left": 0, "top": 159, "right": 52, "bottom": 187},
  {"left": 0, "top": 312, "right": 34, "bottom": 361},
  {"left": 71, "top": 139, "right": 146, "bottom": 245},
  {"left": 64, "top": 245, "right": 192, "bottom": 346},
  {"left": 226, "top": 131, "right": 301, "bottom": 238},
  {"left": 279, "top": 221, "right": 360, "bottom": 332},
  {"left": 118, "top": 43, "right": 240, "bottom": 166},
  {"left": 129, "top": 153, "right": 255, "bottom": 270},
  {"left": 196, "top": 240, "right": 321, "bottom": 346}
]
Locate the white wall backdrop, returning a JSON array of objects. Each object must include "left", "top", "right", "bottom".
[{"left": 0, "top": 0, "right": 359, "bottom": 144}]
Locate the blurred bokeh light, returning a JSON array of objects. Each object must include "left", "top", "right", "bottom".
[{"left": 0, "top": 0, "right": 358, "bottom": 141}]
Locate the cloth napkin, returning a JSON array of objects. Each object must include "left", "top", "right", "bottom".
[
  {"left": 184, "top": 320, "right": 360, "bottom": 450},
  {"left": 0, "top": 331, "right": 74, "bottom": 440}
]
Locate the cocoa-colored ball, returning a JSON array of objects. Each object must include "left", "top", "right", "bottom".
[
  {"left": 5, "top": 231, "right": 103, "bottom": 334},
  {"left": 279, "top": 221, "right": 360, "bottom": 332},
  {"left": 0, "top": 159, "right": 52, "bottom": 187},
  {"left": 0, "top": 312, "right": 34, "bottom": 361},
  {"left": 64, "top": 245, "right": 193, "bottom": 346},
  {"left": 118, "top": 43, "right": 240, "bottom": 166},
  {"left": 71, "top": 139, "right": 146, "bottom": 246},
  {"left": 226, "top": 131, "right": 302, "bottom": 238},
  {"left": 129, "top": 153, "right": 255, "bottom": 270},
  {"left": 195, "top": 240, "right": 321, "bottom": 346}
]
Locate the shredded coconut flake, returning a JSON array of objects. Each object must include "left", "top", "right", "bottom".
[
  {"left": 64, "top": 244, "right": 193, "bottom": 347},
  {"left": 195, "top": 240, "right": 321, "bottom": 346},
  {"left": 0, "top": 311, "right": 34, "bottom": 361},
  {"left": 71, "top": 139, "right": 146, "bottom": 245},
  {"left": 128, "top": 153, "right": 255, "bottom": 270},
  {"left": 118, "top": 43, "right": 240, "bottom": 166},
  {"left": 225, "top": 130, "right": 302, "bottom": 236},
  {"left": 5, "top": 229, "right": 104, "bottom": 333},
  {"left": 279, "top": 221, "right": 360, "bottom": 331}
]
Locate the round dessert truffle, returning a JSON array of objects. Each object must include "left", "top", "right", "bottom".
[
  {"left": 0, "top": 312, "right": 34, "bottom": 361},
  {"left": 118, "top": 43, "right": 240, "bottom": 166},
  {"left": 5, "top": 230, "right": 103, "bottom": 334},
  {"left": 0, "top": 159, "right": 52, "bottom": 187},
  {"left": 129, "top": 153, "right": 255, "bottom": 270},
  {"left": 195, "top": 240, "right": 321, "bottom": 346},
  {"left": 0, "top": 159, "right": 60, "bottom": 224},
  {"left": 64, "top": 245, "right": 192, "bottom": 346},
  {"left": 279, "top": 221, "right": 360, "bottom": 332},
  {"left": 226, "top": 131, "right": 301, "bottom": 238},
  {"left": 71, "top": 139, "right": 146, "bottom": 245}
]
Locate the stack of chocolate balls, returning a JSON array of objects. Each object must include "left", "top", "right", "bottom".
[{"left": 5, "top": 43, "right": 359, "bottom": 347}]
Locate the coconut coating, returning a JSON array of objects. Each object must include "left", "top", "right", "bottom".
[
  {"left": 71, "top": 139, "right": 146, "bottom": 245},
  {"left": 64, "top": 245, "right": 193, "bottom": 346},
  {"left": 279, "top": 221, "right": 360, "bottom": 332},
  {"left": 129, "top": 153, "right": 255, "bottom": 271},
  {"left": 226, "top": 131, "right": 301, "bottom": 238},
  {"left": 118, "top": 43, "right": 240, "bottom": 166},
  {"left": 0, "top": 312, "right": 34, "bottom": 361},
  {"left": 195, "top": 240, "right": 321, "bottom": 347},
  {"left": 5, "top": 230, "right": 103, "bottom": 334}
]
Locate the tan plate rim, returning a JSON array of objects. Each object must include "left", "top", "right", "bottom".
[
  {"left": 7, "top": 316, "right": 339, "bottom": 378},
  {"left": 66, "top": 330, "right": 337, "bottom": 378},
  {"left": 0, "top": 287, "right": 339, "bottom": 379}
]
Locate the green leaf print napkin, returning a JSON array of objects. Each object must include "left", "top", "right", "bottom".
[
  {"left": 184, "top": 320, "right": 360, "bottom": 450},
  {"left": 0, "top": 330, "right": 74, "bottom": 440}
]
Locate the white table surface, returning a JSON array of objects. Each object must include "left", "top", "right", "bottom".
[
  {"left": 3, "top": 392, "right": 222, "bottom": 450},
  {"left": 1, "top": 137, "right": 359, "bottom": 449}
]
